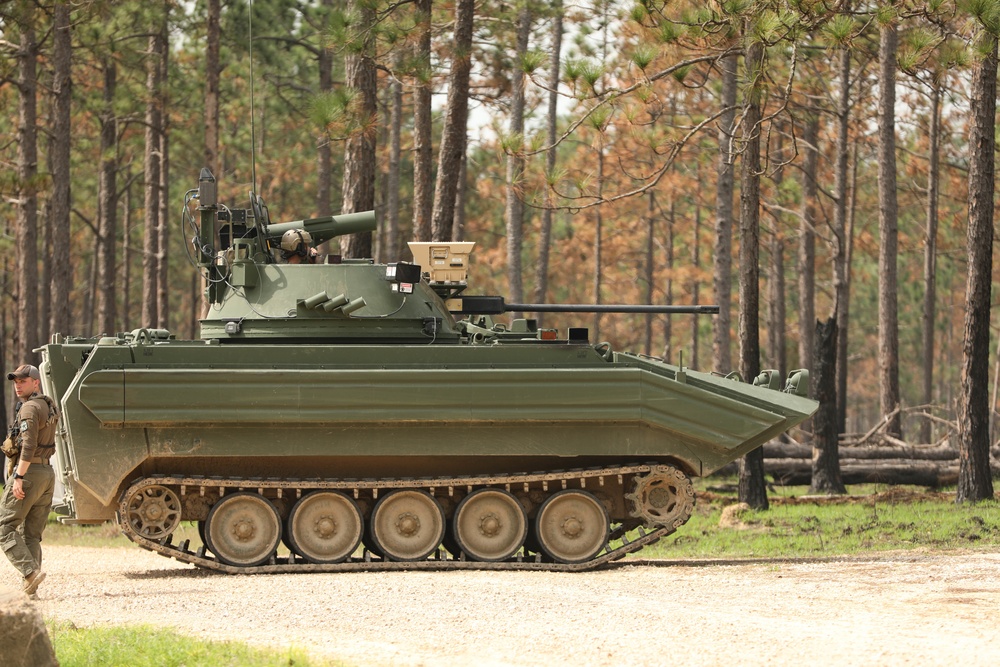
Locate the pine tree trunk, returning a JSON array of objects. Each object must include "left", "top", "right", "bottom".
[
  {"left": 412, "top": 0, "right": 433, "bottom": 242},
  {"left": 533, "top": 0, "right": 563, "bottom": 323},
  {"left": 97, "top": 60, "right": 118, "bottom": 335},
  {"left": 316, "top": 0, "right": 333, "bottom": 217},
  {"left": 156, "top": 13, "right": 170, "bottom": 329},
  {"left": 832, "top": 43, "right": 853, "bottom": 436},
  {"left": 662, "top": 199, "right": 674, "bottom": 360},
  {"left": 957, "top": 32, "right": 997, "bottom": 503},
  {"left": 49, "top": 1, "right": 73, "bottom": 338},
  {"left": 157, "top": 101, "right": 170, "bottom": 328},
  {"left": 644, "top": 192, "right": 655, "bottom": 357},
  {"left": 712, "top": 52, "right": 737, "bottom": 375},
  {"left": 340, "top": 0, "right": 377, "bottom": 258},
  {"left": 920, "top": 83, "right": 940, "bottom": 445},
  {"left": 798, "top": 114, "right": 818, "bottom": 378},
  {"left": 811, "top": 317, "right": 845, "bottom": 494},
  {"left": 430, "top": 0, "right": 474, "bottom": 241},
  {"left": 877, "top": 24, "right": 902, "bottom": 439},
  {"left": 690, "top": 195, "right": 700, "bottom": 369},
  {"left": 768, "top": 231, "right": 785, "bottom": 379},
  {"left": 592, "top": 145, "right": 604, "bottom": 342},
  {"left": 15, "top": 8, "right": 39, "bottom": 363},
  {"left": 452, "top": 151, "right": 467, "bottom": 241},
  {"left": 386, "top": 55, "right": 403, "bottom": 261},
  {"left": 122, "top": 178, "right": 132, "bottom": 331},
  {"left": 504, "top": 5, "right": 532, "bottom": 310},
  {"left": 737, "top": 39, "right": 767, "bottom": 511},
  {"left": 142, "top": 26, "right": 164, "bottom": 328},
  {"left": 205, "top": 0, "right": 220, "bottom": 174}
]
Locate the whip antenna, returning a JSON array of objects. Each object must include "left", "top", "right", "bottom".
[{"left": 248, "top": 0, "right": 258, "bottom": 194}]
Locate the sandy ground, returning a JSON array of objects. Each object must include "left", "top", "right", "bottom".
[{"left": 3, "top": 545, "right": 999, "bottom": 667}]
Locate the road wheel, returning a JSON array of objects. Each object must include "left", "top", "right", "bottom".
[{"left": 204, "top": 492, "right": 282, "bottom": 567}]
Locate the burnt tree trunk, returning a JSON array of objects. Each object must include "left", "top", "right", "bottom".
[
  {"left": 737, "top": 38, "right": 767, "bottom": 511},
  {"left": 504, "top": 4, "right": 532, "bottom": 307},
  {"left": 49, "top": 1, "right": 73, "bottom": 338},
  {"left": 920, "top": 82, "right": 940, "bottom": 445},
  {"left": 96, "top": 59, "right": 118, "bottom": 335},
  {"left": 712, "top": 52, "right": 737, "bottom": 375},
  {"left": 15, "top": 7, "right": 39, "bottom": 363},
  {"left": 412, "top": 0, "right": 433, "bottom": 242},
  {"left": 957, "top": 31, "right": 997, "bottom": 503},
  {"left": 877, "top": 23, "right": 902, "bottom": 439},
  {"left": 341, "top": 0, "right": 377, "bottom": 258},
  {"left": 430, "top": 0, "right": 474, "bottom": 241},
  {"left": 798, "top": 114, "right": 818, "bottom": 378},
  {"left": 142, "top": 25, "right": 164, "bottom": 327},
  {"left": 811, "top": 317, "right": 846, "bottom": 494},
  {"left": 316, "top": 0, "right": 333, "bottom": 218},
  {"left": 532, "top": 0, "right": 564, "bottom": 324}
]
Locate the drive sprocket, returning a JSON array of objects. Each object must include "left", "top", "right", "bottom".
[{"left": 625, "top": 465, "right": 695, "bottom": 529}]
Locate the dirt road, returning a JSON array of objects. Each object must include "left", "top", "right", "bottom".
[{"left": 4, "top": 546, "right": 998, "bottom": 666}]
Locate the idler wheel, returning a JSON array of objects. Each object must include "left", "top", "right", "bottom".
[
  {"left": 204, "top": 492, "right": 282, "bottom": 567},
  {"left": 534, "top": 489, "right": 609, "bottom": 564},
  {"left": 371, "top": 490, "right": 445, "bottom": 561},
  {"left": 625, "top": 465, "right": 695, "bottom": 529},
  {"left": 453, "top": 488, "right": 527, "bottom": 562},
  {"left": 124, "top": 485, "right": 182, "bottom": 540},
  {"left": 287, "top": 491, "right": 363, "bottom": 564}
]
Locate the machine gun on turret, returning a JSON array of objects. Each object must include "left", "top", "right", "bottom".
[{"left": 191, "top": 168, "right": 377, "bottom": 303}]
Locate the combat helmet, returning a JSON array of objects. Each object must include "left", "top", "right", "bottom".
[{"left": 280, "top": 229, "right": 313, "bottom": 260}]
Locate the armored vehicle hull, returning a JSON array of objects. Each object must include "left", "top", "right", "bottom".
[{"left": 38, "top": 170, "right": 817, "bottom": 572}]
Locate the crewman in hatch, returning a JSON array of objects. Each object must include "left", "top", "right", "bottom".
[{"left": 280, "top": 228, "right": 318, "bottom": 264}]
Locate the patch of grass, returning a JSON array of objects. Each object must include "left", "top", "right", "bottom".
[
  {"left": 635, "top": 478, "right": 1000, "bottom": 560},
  {"left": 43, "top": 516, "right": 201, "bottom": 548},
  {"left": 47, "top": 622, "right": 342, "bottom": 667}
]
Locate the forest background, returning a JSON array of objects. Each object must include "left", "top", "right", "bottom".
[{"left": 1, "top": 0, "right": 998, "bottom": 501}]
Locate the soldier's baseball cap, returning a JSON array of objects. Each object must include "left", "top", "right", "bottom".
[{"left": 7, "top": 364, "right": 40, "bottom": 381}]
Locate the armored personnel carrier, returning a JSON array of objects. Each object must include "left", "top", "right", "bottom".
[{"left": 39, "top": 170, "right": 816, "bottom": 573}]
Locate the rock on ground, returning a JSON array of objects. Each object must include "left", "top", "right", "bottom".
[{"left": 0, "top": 586, "right": 59, "bottom": 667}]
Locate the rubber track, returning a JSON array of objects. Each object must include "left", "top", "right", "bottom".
[{"left": 116, "top": 464, "right": 686, "bottom": 573}]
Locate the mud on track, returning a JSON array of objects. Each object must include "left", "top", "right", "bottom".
[{"left": 4, "top": 546, "right": 999, "bottom": 667}]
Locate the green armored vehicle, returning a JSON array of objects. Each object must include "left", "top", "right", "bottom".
[{"left": 39, "top": 169, "right": 816, "bottom": 573}]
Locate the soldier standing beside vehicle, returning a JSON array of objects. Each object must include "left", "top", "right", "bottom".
[{"left": 0, "top": 364, "right": 58, "bottom": 596}]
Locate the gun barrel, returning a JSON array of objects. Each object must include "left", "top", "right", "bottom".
[
  {"left": 452, "top": 296, "right": 718, "bottom": 315},
  {"left": 266, "top": 211, "right": 377, "bottom": 245},
  {"left": 506, "top": 303, "right": 720, "bottom": 315}
]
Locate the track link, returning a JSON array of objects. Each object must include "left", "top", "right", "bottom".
[{"left": 117, "top": 464, "right": 691, "bottom": 573}]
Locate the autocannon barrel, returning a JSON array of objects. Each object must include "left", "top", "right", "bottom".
[
  {"left": 265, "top": 211, "right": 377, "bottom": 245},
  {"left": 453, "top": 296, "right": 719, "bottom": 315},
  {"left": 507, "top": 303, "right": 720, "bottom": 315}
]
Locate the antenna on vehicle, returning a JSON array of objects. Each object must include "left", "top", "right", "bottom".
[{"left": 248, "top": 0, "right": 258, "bottom": 194}]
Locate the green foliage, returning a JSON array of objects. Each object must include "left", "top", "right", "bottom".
[
  {"left": 822, "top": 14, "right": 858, "bottom": 46},
  {"left": 964, "top": 0, "right": 1000, "bottom": 34},
  {"left": 521, "top": 49, "right": 546, "bottom": 75},
  {"left": 47, "top": 623, "right": 337, "bottom": 667},
  {"left": 899, "top": 26, "right": 940, "bottom": 71},
  {"left": 875, "top": 3, "right": 898, "bottom": 27},
  {"left": 630, "top": 2, "right": 649, "bottom": 23},
  {"left": 308, "top": 88, "right": 357, "bottom": 137},
  {"left": 657, "top": 20, "right": 681, "bottom": 43},
  {"left": 580, "top": 60, "right": 606, "bottom": 91},
  {"left": 630, "top": 43, "right": 659, "bottom": 71}
]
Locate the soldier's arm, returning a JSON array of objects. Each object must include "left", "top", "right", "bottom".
[{"left": 17, "top": 403, "right": 41, "bottom": 464}]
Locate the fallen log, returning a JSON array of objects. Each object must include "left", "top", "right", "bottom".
[
  {"left": 762, "top": 441, "right": 961, "bottom": 461},
  {"left": 768, "top": 465, "right": 957, "bottom": 488}
]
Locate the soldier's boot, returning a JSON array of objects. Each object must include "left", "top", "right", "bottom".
[{"left": 23, "top": 569, "right": 45, "bottom": 595}]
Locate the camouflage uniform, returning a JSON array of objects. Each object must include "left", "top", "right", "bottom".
[{"left": 0, "top": 390, "right": 58, "bottom": 579}]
